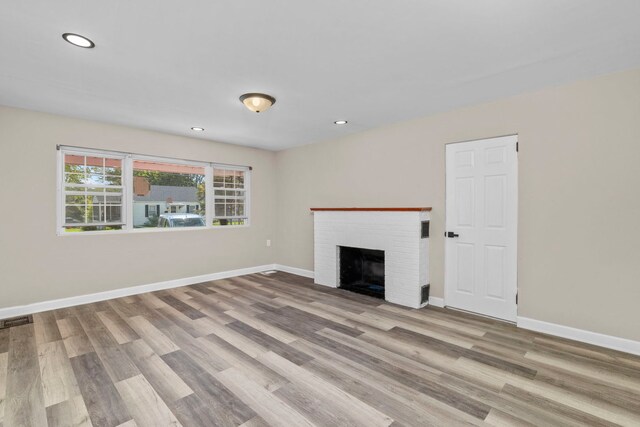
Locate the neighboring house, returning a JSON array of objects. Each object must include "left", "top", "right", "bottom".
[{"left": 133, "top": 185, "right": 201, "bottom": 227}]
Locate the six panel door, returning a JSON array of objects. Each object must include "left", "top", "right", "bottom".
[{"left": 445, "top": 135, "right": 518, "bottom": 321}]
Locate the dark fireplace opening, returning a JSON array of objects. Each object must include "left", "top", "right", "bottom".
[{"left": 339, "top": 246, "right": 385, "bottom": 299}]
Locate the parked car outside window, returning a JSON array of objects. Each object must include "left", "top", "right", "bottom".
[{"left": 158, "top": 213, "right": 205, "bottom": 228}]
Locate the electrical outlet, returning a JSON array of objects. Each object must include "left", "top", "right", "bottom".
[{"left": 266, "top": 239, "right": 271, "bottom": 247}]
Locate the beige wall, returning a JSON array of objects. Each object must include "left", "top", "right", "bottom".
[
  {"left": 0, "top": 106, "right": 276, "bottom": 308},
  {"left": 275, "top": 68, "right": 640, "bottom": 341},
  {"left": 2, "top": 69, "right": 639, "bottom": 342}
]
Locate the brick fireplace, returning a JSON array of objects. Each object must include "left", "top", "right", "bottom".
[{"left": 311, "top": 207, "right": 431, "bottom": 308}]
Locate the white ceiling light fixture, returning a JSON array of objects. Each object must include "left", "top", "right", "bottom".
[
  {"left": 62, "top": 33, "right": 95, "bottom": 48},
  {"left": 191, "top": 127, "right": 205, "bottom": 131},
  {"left": 240, "top": 93, "right": 276, "bottom": 113},
  {"left": 334, "top": 120, "right": 348, "bottom": 125}
]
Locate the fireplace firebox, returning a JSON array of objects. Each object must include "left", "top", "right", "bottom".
[{"left": 339, "top": 246, "right": 385, "bottom": 299}]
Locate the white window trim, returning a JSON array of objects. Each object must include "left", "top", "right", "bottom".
[
  {"left": 212, "top": 163, "right": 250, "bottom": 227},
  {"left": 57, "top": 148, "right": 129, "bottom": 231},
  {"left": 57, "top": 146, "right": 251, "bottom": 236}
]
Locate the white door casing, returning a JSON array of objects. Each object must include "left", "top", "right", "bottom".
[{"left": 445, "top": 135, "right": 518, "bottom": 322}]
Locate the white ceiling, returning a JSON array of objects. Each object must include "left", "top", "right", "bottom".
[{"left": 1, "top": 1, "right": 639, "bottom": 151}]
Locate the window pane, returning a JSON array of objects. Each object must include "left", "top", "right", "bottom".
[
  {"left": 212, "top": 167, "right": 248, "bottom": 226},
  {"left": 65, "top": 195, "right": 86, "bottom": 205},
  {"left": 64, "top": 155, "right": 122, "bottom": 186},
  {"left": 105, "top": 195, "right": 122, "bottom": 204},
  {"left": 65, "top": 206, "right": 85, "bottom": 223},
  {"left": 86, "top": 200, "right": 122, "bottom": 224},
  {"left": 104, "top": 175, "right": 122, "bottom": 185},
  {"left": 85, "top": 156, "right": 104, "bottom": 175},
  {"left": 104, "top": 205, "right": 122, "bottom": 223},
  {"left": 86, "top": 166, "right": 102, "bottom": 175},
  {"left": 104, "top": 165, "right": 122, "bottom": 175},
  {"left": 63, "top": 153, "right": 123, "bottom": 232},
  {"left": 133, "top": 160, "right": 205, "bottom": 229},
  {"left": 64, "top": 173, "right": 84, "bottom": 184}
]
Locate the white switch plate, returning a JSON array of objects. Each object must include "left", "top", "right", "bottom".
[{"left": 266, "top": 239, "right": 271, "bottom": 247}]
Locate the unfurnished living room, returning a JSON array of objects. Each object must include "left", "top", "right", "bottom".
[{"left": 1, "top": 1, "right": 640, "bottom": 426}]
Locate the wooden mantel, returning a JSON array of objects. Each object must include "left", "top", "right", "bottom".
[{"left": 310, "top": 207, "right": 432, "bottom": 212}]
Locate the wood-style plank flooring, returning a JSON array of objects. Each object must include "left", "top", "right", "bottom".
[{"left": 1, "top": 271, "right": 640, "bottom": 426}]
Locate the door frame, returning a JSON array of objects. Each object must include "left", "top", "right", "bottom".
[{"left": 443, "top": 134, "right": 519, "bottom": 321}]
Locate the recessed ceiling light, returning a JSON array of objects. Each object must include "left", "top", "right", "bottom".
[
  {"left": 62, "top": 33, "right": 95, "bottom": 48},
  {"left": 334, "top": 120, "right": 348, "bottom": 125},
  {"left": 191, "top": 127, "right": 205, "bottom": 132}
]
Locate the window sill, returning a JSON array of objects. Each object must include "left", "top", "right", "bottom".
[{"left": 57, "top": 224, "right": 250, "bottom": 236}]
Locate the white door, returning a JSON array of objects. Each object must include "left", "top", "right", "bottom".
[{"left": 445, "top": 135, "right": 518, "bottom": 322}]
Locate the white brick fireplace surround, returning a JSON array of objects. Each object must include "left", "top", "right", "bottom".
[{"left": 311, "top": 208, "right": 431, "bottom": 308}]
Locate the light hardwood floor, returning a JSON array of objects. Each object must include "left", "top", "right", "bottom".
[{"left": 1, "top": 272, "right": 639, "bottom": 426}]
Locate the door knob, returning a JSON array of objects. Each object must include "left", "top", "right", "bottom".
[{"left": 445, "top": 231, "right": 459, "bottom": 238}]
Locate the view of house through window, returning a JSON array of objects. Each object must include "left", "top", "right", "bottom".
[
  {"left": 58, "top": 147, "right": 251, "bottom": 234},
  {"left": 133, "top": 160, "right": 205, "bottom": 228},
  {"left": 63, "top": 154, "right": 124, "bottom": 232}
]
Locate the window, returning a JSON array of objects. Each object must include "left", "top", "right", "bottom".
[
  {"left": 62, "top": 153, "right": 124, "bottom": 232},
  {"left": 213, "top": 167, "right": 248, "bottom": 226},
  {"left": 133, "top": 159, "right": 205, "bottom": 229},
  {"left": 58, "top": 146, "right": 250, "bottom": 234},
  {"left": 145, "top": 204, "right": 159, "bottom": 218}
]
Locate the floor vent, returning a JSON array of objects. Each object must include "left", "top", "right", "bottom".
[
  {"left": 260, "top": 270, "right": 278, "bottom": 275},
  {"left": 0, "top": 315, "right": 34, "bottom": 330}
]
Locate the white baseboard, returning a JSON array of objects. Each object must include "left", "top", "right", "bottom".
[
  {"left": 0, "top": 264, "right": 275, "bottom": 320},
  {"left": 517, "top": 316, "right": 640, "bottom": 357},
  {"left": 273, "top": 264, "right": 315, "bottom": 279},
  {"left": 428, "top": 296, "right": 445, "bottom": 308},
  {"left": 276, "top": 265, "right": 640, "bottom": 357},
  {"left": 4, "top": 263, "right": 638, "bottom": 357}
]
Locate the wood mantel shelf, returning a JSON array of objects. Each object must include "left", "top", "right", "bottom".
[{"left": 310, "top": 207, "right": 432, "bottom": 212}]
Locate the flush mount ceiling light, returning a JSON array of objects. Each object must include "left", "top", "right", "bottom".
[
  {"left": 334, "top": 120, "right": 348, "bottom": 125},
  {"left": 62, "top": 33, "right": 95, "bottom": 48},
  {"left": 239, "top": 93, "right": 276, "bottom": 113},
  {"left": 191, "top": 127, "right": 205, "bottom": 132}
]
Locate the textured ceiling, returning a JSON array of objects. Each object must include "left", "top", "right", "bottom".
[{"left": 1, "top": 0, "right": 639, "bottom": 150}]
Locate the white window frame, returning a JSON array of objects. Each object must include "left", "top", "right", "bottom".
[
  {"left": 212, "top": 164, "right": 251, "bottom": 227},
  {"left": 57, "top": 146, "right": 251, "bottom": 235},
  {"left": 57, "top": 147, "right": 129, "bottom": 232}
]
